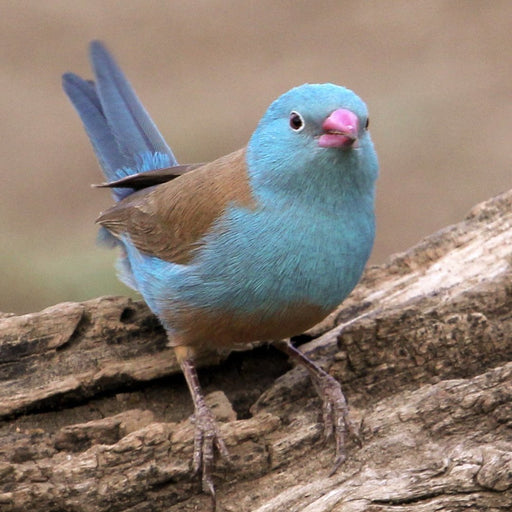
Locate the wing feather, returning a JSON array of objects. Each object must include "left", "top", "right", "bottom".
[{"left": 96, "top": 148, "right": 256, "bottom": 264}]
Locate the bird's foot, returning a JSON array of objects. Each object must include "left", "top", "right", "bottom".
[
  {"left": 176, "top": 353, "right": 233, "bottom": 511},
  {"left": 191, "top": 401, "right": 232, "bottom": 509},
  {"left": 310, "top": 369, "right": 361, "bottom": 475},
  {"left": 272, "top": 341, "right": 360, "bottom": 475}
]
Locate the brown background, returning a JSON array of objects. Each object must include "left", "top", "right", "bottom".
[{"left": 2, "top": 1, "right": 511, "bottom": 313}]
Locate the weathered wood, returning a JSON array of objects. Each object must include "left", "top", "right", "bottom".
[
  {"left": 0, "top": 297, "right": 224, "bottom": 419},
  {"left": 0, "top": 189, "right": 511, "bottom": 511}
]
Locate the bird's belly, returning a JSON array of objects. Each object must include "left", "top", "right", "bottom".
[{"left": 164, "top": 298, "right": 329, "bottom": 349}]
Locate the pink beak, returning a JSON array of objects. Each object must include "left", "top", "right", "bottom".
[{"left": 318, "top": 108, "right": 359, "bottom": 148}]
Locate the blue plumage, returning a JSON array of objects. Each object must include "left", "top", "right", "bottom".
[
  {"left": 63, "top": 41, "right": 175, "bottom": 200},
  {"left": 63, "top": 42, "right": 379, "bottom": 506},
  {"left": 127, "top": 84, "right": 377, "bottom": 325}
]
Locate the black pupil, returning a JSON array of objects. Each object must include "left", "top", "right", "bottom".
[
  {"left": 365, "top": 118, "right": 370, "bottom": 129},
  {"left": 290, "top": 113, "right": 303, "bottom": 130}
]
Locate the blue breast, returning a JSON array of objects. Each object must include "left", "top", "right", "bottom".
[{"left": 182, "top": 192, "right": 374, "bottom": 315}]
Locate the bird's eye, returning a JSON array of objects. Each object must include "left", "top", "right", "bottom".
[
  {"left": 365, "top": 117, "right": 370, "bottom": 130},
  {"left": 289, "top": 111, "right": 305, "bottom": 131}
]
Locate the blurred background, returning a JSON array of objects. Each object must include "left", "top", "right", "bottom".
[{"left": 2, "top": 1, "right": 511, "bottom": 314}]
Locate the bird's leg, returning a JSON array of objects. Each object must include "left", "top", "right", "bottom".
[
  {"left": 175, "top": 346, "right": 231, "bottom": 509},
  {"left": 273, "top": 340, "right": 360, "bottom": 474}
]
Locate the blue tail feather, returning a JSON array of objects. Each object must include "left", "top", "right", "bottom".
[
  {"left": 62, "top": 41, "right": 176, "bottom": 201},
  {"left": 88, "top": 41, "right": 176, "bottom": 165},
  {"left": 62, "top": 72, "right": 133, "bottom": 193}
]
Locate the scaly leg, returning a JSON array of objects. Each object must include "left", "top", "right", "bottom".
[
  {"left": 175, "top": 347, "right": 231, "bottom": 510},
  {"left": 273, "top": 340, "right": 360, "bottom": 474}
]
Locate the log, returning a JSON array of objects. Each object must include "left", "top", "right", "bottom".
[{"left": 1, "top": 189, "right": 511, "bottom": 511}]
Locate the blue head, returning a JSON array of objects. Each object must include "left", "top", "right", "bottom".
[{"left": 246, "top": 83, "right": 378, "bottom": 204}]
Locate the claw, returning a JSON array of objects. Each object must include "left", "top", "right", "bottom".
[
  {"left": 273, "top": 340, "right": 361, "bottom": 474},
  {"left": 191, "top": 402, "right": 232, "bottom": 510},
  {"left": 177, "top": 355, "right": 233, "bottom": 511},
  {"left": 315, "top": 370, "right": 348, "bottom": 472},
  {"left": 192, "top": 402, "right": 232, "bottom": 470}
]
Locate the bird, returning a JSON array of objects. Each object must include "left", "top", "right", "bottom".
[{"left": 62, "top": 41, "right": 378, "bottom": 508}]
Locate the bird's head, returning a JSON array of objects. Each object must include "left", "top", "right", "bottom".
[{"left": 247, "top": 83, "right": 378, "bottom": 197}]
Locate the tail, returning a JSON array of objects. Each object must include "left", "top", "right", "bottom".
[
  {"left": 62, "top": 41, "right": 177, "bottom": 201},
  {"left": 63, "top": 41, "right": 176, "bottom": 290}
]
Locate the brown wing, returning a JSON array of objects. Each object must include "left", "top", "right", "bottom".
[
  {"left": 93, "top": 163, "right": 204, "bottom": 190},
  {"left": 96, "top": 148, "right": 257, "bottom": 264}
]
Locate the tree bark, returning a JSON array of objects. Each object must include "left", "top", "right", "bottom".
[{"left": 1, "top": 189, "right": 511, "bottom": 511}]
